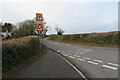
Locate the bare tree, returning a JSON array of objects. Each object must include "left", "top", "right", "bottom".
[
  {"left": 43, "top": 26, "right": 50, "bottom": 35},
  {"left": 55, "top": 26, "right": 64, "bottom": 35}
]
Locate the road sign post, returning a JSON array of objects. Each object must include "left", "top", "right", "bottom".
[{"left": 36, "top": 13, "right": 44, "bottom": 49}]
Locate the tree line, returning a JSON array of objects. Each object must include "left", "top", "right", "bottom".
[{"left": 0, "top": 19, "right": 64, "bottom": 39}]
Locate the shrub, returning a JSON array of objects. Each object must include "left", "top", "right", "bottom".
[
  {"left": 49, "top": 31, "right": 119, "bottom": 47},
  {"left": 2, "top": 36, "right": 41, "bottom": 73}
]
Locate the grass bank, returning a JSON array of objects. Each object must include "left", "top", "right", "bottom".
[
  {"left": 49, "top": 31, "right": 119, "bottom": 48},
  {"left": 2, "top": 36, "right": 45, "bottom": 75}
]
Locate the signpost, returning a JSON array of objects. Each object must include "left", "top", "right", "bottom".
[{"left": 36, "top": 13, "right": 44, "bottom": 49}]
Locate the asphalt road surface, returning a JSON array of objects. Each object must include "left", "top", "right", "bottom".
[
  {"left": 43, "top": 39, "right": 119, "bottom": 78},
  {"left": 12, "top": 50, "right": 81, "bottom": 78}
]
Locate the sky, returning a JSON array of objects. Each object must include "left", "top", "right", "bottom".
[{"left": 0, "top": 0, "right": 119, "bottom": 34}]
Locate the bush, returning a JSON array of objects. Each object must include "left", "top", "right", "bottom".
[
  {"left": 49, "top": 31, "right": 119, "bottom": 47},
  {"left": 2, "top": 36, "right": 41, "bottom": 73}
]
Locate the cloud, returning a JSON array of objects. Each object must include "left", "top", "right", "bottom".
[
  {"left": 1, "top": 2, "right": 118, "bottom": 34},
  {"left": 1, "top": 0, "right": 119, "bottom": 2}
]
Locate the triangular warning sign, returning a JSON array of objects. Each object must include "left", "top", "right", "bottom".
[
  {"left": 38, "top": 25, "right": 42, "bottom": 30},
  {"left": 36, "top": 13, "right": 43, "bottom": 21},
  {"left": 38, "top": 15, "right": 42, "bottom": 21},
  {"left": 36, "top": 25, "right": 43, "bottom": 31}
]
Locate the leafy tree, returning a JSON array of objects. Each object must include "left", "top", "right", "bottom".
[
  {"left": 12, "top": 20, "right": 35, "bottom": 38},
  {"left": 2, "top": 23, "right": 14, "bottom": 32}
]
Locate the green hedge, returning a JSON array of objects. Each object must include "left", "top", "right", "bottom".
[
  {"left": 2, "top": 36, "right": 41, "bottom": 73},
  {"left": 49, "top": 31, "right": 119, "bottom": 47}
]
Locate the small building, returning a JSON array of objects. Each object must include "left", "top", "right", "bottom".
[{"left": 0, "top": 31, "right": 12, "bottom": 38}]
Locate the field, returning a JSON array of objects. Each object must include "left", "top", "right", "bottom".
[{"left": 49, "top": 31, "right": 119, "bottom": 48}]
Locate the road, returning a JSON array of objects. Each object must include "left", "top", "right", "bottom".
[
  {"left": 12, "top": 50, "right": 81, "bottom": 78},
  {"left": 43, "top": 39, "right": 119, "bottom": 78}
]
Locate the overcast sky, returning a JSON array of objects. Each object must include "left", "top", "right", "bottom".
[{"left": 1, "top": 0, "right": 119, "bottom": 34}]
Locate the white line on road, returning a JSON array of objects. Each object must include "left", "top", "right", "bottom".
[
  {"left": 82, "top": 57, "right": 90, "bottom": 60},
  {"left": 63, "top": 54, "right": 68, "bottom": 56},
  {"left": 54, "top": 42, "right": 58, "bottom": 44},
  {"left": 73, "top": 55, "right": 80, "bottom": 57},
  {"left": 69, "top": 56, "right": 75, "bottom": 58},
  {"left": 65, "top": 44, "right": 70, "bottom": 45},
  {"left": 57, "top": 51, "right": 60, "bottom": 52},
  {"left": 87, "top": 61, "right": 98, "bottom": 65},
  {"left": 80, "top": 52, "right": 84, "bottom": 54},
  {"left": 79, "top": 50, "right": 92, "bottom": 54},
  {"left": 107, "top": 63, "right": 120, "bottom": 67},
  {"left": 67, "top": 54, "right": 72, "bottom": 55},
  {"left": 77, "top": 58, "right": 85, "bottom": 61},
  {"left": 93, "top": 59, "right": 103, "bottom": 63},
  {"left": 102, "top": 65, "right": 118, "bottom": 70},
  {"left": 61, "top": 43, "right": 65, "bottom": 44},
  {"left": 54, "top": 51, "right": 88, "bottom": 79}
]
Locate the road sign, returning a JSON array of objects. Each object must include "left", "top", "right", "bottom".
[
  {"left": 36, "top": 24, "right": 43, "bottom": 31},
  {"left": 36, "top": 13, "right": 43, "bottom": 21}
]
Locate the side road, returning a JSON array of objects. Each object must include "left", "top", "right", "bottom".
[{"left": 11, "top": 50, "right": 82, "bottom": 78}]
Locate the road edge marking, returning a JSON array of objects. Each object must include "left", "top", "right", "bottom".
[
  {"left": 56, "top": 53, "right": 88, "bottom": 79},
  {"left": 47, "top": 47, "right": 88, "bottom": 80}
]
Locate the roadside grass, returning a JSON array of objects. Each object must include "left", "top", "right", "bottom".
[
  {"left": 49, "top": 31, "right": 119, "bottom": 48},
  {"left": 2, "top": 36, "right": 46, "bottom": 78}
]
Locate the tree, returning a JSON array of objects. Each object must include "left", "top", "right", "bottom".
[
  {"left": 2, "top": 23, "right": 14, "bottom": 32},
  {"left": 43, "top": 26, "right": 50, "bottom": 35},
  {"left": 0, "top": 22, "right": 3, "bottom": 32},
  {"left": 55, "top": 26, "right": 64, "bottom": 35},
  {"left": 12, "top": 20, "right": 35, "bottom": 38}
]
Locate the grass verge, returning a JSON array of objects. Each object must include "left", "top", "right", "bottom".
[{"left": 49, "top": 31, "right": 119, "bottom": 48}]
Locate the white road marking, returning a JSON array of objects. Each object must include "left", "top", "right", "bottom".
[
  {"left": 54, "top": 51, "right": 88, "bottom": 79},
  {"left": 107, "top": 63, "right": 120, "bottom": 67},
  {"left": 80, "top": 52, "right": 84, "bottom": 54},
  {"left": 93, "top": 59, "right": 103, "bottom": 63},
  {"left": 67, "top": 54, "right": 72, "bottom": 55},
  {"left": 57, "top": 51, "right": 60, "bottom": 52},
  {"left": 61, "top": 43, "right": 64, "bottom": 44},
  {"left": 73, "top": 55, "right": 80, "bottom": 57},
  {"left": 79, "top": 50, "right": 92, "bottom": 54},
  {"left": 77, "top": 58, "right": 85, "bottom": 61},
  {"left": 102, "top": 65, "right": 118, "bottom": 70},
  {"left": 65, "top": 44, "right": 70, "bottom": 45},
  {"left": 54, "top": 42, "right": 58, "bottom": 44},
  {"left": 69, "top": 56, "right": 75, "bottom": 58},
  {"left": 87, "top": 61, "right": 98, "bottom": 65},
  {"left": 82, "top": 57, "right": 90, "bottom": 60},
  {"left": 63, "top": 54, "right": 68, "bottom": 56},
  {"left": 54, "top": 43, "right": 56, "bottom": 45}
]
